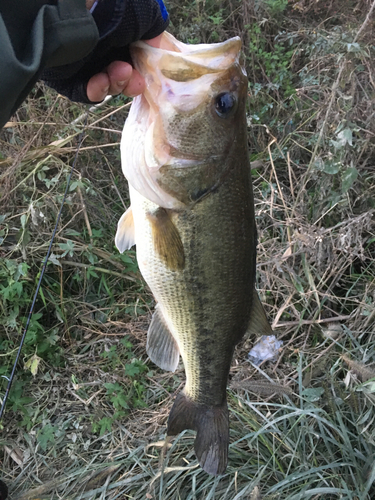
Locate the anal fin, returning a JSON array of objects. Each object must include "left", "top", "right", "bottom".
[
  {"left": 167, "top": 391, "right": 229, "bottom": 476},
  {"left": 246, "top": 289, "right": 274, "bottom": 337},
  {"left": 115, "top": 207, "right": 135, "bottom": 253},
  {"left": 147, "top": 304, "right": 180, "bottom": 372},
  {"left": 146, "top": 208, "right": 185, "bottom": 271}
]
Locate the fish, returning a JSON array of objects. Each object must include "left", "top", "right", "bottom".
[{"left": 115, "top": 32, "right": 273, "bottom": 476}]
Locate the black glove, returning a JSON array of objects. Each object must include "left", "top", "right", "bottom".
[
  {"left": 0, "top": 479, "right": 8, "bottom": 500},
  {"left": 41, "top": 0, "right": 169, "bottom": 103}
]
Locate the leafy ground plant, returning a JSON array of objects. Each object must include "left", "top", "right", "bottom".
[{"left": 1, "top": 0, "right": 375, "bottom": 498}]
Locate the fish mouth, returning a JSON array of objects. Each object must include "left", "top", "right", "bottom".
[
  {"left": 132, "top": 32, "right": 243, "bottom": 74},
  {"left": 121, "top": 32, "right": 245, "bottom": 209},
  {"left": 131, "top": 32, "right": 244, "bottom": 114}
]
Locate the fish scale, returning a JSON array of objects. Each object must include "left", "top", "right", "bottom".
[{"left": 130, "top": 145, "right": 254, "bottom": 415}]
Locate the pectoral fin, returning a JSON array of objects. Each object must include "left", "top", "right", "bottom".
[
  {"left": 246, "top": 289, "right": 274, "bottom": 336},
  {"left": 147, "top": 208, "right": 185, "bottom": 271},
  {"left": 147, "top": 304, "right": 180, "bottom": 372},
  {"left": 115, "top": 207, "right": 135, "bottom": 253}
]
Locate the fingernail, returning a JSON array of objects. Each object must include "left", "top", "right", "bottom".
[
  {"left": 97, "top": 86, "right": 109, "bottom": 100},
  {"left": 96, "top": 87, "right": 109, "bottom": 101},
  {"left": 117, "top": 80, "right": 126, "bottom": 87}
]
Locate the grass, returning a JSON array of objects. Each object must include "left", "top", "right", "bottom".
[
  {"left": 3, "top": 345, "right": 375, "bottom": 499},
  {"left": 1, "top": 0, "right": 375, "bottom": 498}
]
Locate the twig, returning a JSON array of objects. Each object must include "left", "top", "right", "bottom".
[
  {"left": 68, "top": 387, "right": 102, "bottom": 406},
  {"left": 105, "top": 157, "right": 128, "bottom": 210},
  {"left": 70, "top": 95, "right": 113, "bottom": 125},
  {"left": 274, "top": 314, "right": 352, "bottom": 328},
  {"left": 353, "top": 0, "right": 375, "bottom": 43},
  {"left": 77, "top": 182, "right": 93, "bottom": 245},
  {"left": 89, "top": 102, "right": 131, "bottom": 128},
  {"left": 61, "top": 260, "right": 138, "bottom": 282},
  {"left": 267, "top": 139, "right": 292, "bottom": 245},
  {"left": 287, "top": 151, "right": 294, "bottom": 199}
]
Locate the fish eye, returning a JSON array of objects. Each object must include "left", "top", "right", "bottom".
[{"left": 214, "top": 92, "right": 237, "bottom": 117}]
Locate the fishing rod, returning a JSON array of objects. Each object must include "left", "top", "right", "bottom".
[{"left": 0, "top": 115, "right": 88, "bottom": 421}]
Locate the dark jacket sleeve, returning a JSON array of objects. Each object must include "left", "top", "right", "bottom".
[
  {"left": 42, "top": 0, "right": 170, "bottom": 104},
  {"left": 0, "top": 0, "right": 99, "bottom": 129}
]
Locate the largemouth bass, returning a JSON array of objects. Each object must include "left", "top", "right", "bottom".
[{"left": 115, "top": 32, "right": 273, "bottom": 475}]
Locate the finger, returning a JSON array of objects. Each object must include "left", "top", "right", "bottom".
[
  {"left": 106, "top": 61, "right": 134, "bottom": 95},
  {"left": 144, "top": 33, "right": 163, "bottom": 48},
  {"left": 86, "top": 72, "right": 110, "bottom": 102},
  {"left": 121, "top": 69, "right": 145, "bottom": 97}
]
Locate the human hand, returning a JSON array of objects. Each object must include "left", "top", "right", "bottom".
[
  {"left": 86, "top": 34, "right": 163, "bottom": 101},
  {"left": 42, "top": 0, "right": 168, "bottom": 105},
  {"left": 86, "top": 61, "right": 144, "bottom": 101}
]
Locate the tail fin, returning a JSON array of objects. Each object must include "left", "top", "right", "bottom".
[{"left": 167, "top": 391, "right": 229, "bottom": 476}]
